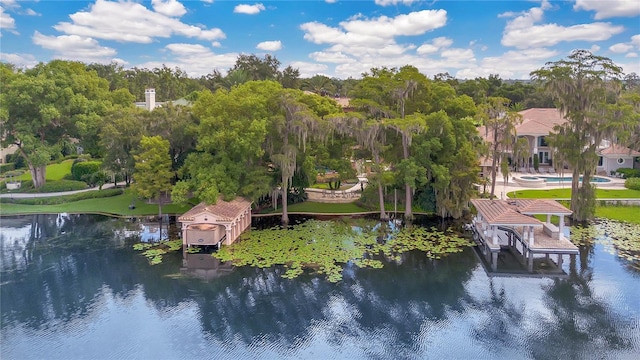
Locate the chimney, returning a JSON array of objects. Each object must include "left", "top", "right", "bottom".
[{"left": 145, "top": 88, "right": 156, "bottom": 111}]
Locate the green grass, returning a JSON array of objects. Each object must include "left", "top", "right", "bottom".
[
  {"left": 0, "top": 189, "right": 191, "bottom": 216},
  {"left": 17, "top": 159, "right": 75, "bottom": 181},
  {"left": 507, "top": 188, "right": 640, "bottom": 199},
  {"left": 259, "top": 201, "right": 370, "bottom": 214},
  {"left": 595, "top": 206, "right": 640, "bottom": 224}
]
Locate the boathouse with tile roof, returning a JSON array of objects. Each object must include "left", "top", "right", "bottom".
[{"left": 178, "top": 197, "right": 252, "bottom": 248}]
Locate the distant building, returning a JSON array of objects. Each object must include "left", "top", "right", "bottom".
[{"left": 134, "top": 88, "right": 192, "bottom": 111}]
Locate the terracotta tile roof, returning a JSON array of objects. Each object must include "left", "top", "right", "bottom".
[
  {"left": 471, "top": 199, "right": 541, "bottom": 226},
  {"left": 515, "top": 199, "right": 572, "bottom": 215},
  {"left": 471, "top": 198, "right": 571, "bottom": 226},
  {"left": 516, "top": 108, "right": 568, "bottom": 136},
  {"left": 598, "top": 144, "right": 640, "bottom": 156},
  {"left": 179, "top": 197, "right": 252, "bottom": 221}
]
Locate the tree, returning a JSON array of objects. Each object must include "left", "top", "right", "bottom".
[
  {"left": 1, "top": 60, "right": 114, "bottom": 188},
  {"left": 100, "top": 107, "right": 145, "bottom": 186},
  {"left": 478, "top": 97, "right": 522, "bottom": 199},
  {"left": 531, "top": 50, "right": 624, "bottom": 222},
  {"left": 133, "top": 136, "right": 173, "bottom": 219},
  {"left": 231, "top": 54, "right": 281, "bottom": 81}
]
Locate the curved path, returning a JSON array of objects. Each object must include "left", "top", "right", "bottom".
[{"left": 0, "top": 182, "right": 123, "bottom": 199}]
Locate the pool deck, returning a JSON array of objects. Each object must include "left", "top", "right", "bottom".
[{"left": 488, "top": 172, "right": 627, "bottom": 198}]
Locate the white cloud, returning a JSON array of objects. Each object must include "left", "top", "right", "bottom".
[
  {"left": 0, "top": 0, "right": 17, "bottom": 8},
  {"left": 456, "top": 48, "right": 559, "bottom": 79},
  {"left": 53, "top": 0, "right": 225, "bottom": 43},
  {"left": 201, "top": 0, "right": 214, "bottom": 3},
  {"left": 309, "top": 51, "right": 356, "bottom": 64},
  {"left": 151, "top": 0, "right": 187, "bottom": 17},
  {"left": 211, "top": 41, "right": 221, "bottom": 47},
  {"left": 24, "top": 8, "right": 39, "bottom": 16},
  {"left": 417, "top": 36, "right": 453, "bottom": 54},
  {"left": 138, "top": 43, "right": 238, "bottom": 77},
  {"left": 301, "top": 10, "right": 447, "bottom": 49},
  {"left": 501, "top": 2, "right": 624, "bottom": 49},
  {"left": 609, "top": 43, "right": 633, "bottom": 53},
  {"left": 589, "top": 44, "right": 600, "bottom": 53},
  {"left": 625, "top": 52, "right": 638, "bottom": 58},
  {"left": 288, "top": 61, "right": 329, "bottom": 78},
  {"left": 0, "top": 52, "right": 38, "bottom": 67},
  {"left": 375, "top": 0, "right": 416, "bottom": 6},
  {"left": 573, "top": 0, "right": 640, "bottom": 20},
  {"left": 0, "top": 7, "right": 17, "bottom": 35},
  {"left": 325, "top": 0, "right": 337, "bottom": 3},
  {"left": 233, "top": 3, "right": 265, "bottom": 15},
  {"left": 32, "top": 31, "right": 118, "bottom": 63},
  {"left": 256, "top": 40, "right": 282, "bottom": 51},
  {"left": 632, "top": 34, "right": 640, "bottom": 48}
]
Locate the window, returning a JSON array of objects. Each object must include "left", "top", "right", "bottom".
[
  {"left": 617, "top": 158, "right": 625, "bottom": 165},
  {"left": 598, "top": 156, "right": 603, "bottom": 166},
  {"left": 538, "top": 136, "right": 548, "bottom": 147},
  {"left": 538, "top": 151, "right": 550, "bottom": 164}
]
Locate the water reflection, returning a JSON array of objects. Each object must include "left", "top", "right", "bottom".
[{"left": 1, "top": 214, "right": 639, "bottom": 359}]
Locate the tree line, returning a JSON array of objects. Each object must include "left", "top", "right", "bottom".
[{"left": 1, "top": 51, "right": 638, "bottom": 223}]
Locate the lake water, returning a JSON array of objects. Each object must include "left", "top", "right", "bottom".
[{"left": 1, "top": 214, "right": 639, "bottom": 359}]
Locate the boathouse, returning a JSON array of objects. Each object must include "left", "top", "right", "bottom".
[
  {"left": 178, "top": 197, "right": 252, "bottom": 248},
  {"left": 470, "top": 199, "right": 578, "bottom": 274}
]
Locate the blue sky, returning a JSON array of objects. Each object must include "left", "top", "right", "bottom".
[{"left": 1, "top": 0, "right": 638, "bottom": 79}]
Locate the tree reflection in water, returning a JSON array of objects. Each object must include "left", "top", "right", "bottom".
[{"left": 1, "top": 214, "right": 638, "bottom": 359}]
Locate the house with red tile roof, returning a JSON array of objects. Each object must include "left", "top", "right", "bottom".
[{"left": 478, "top": 108, "right": 639, "bottom": 175}]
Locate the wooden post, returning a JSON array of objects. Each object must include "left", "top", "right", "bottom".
[
  {"left": 492, "top": 252, "right": 498, "bottom": 272},
  {"left": 528, "top": 251, "right": 534, "bottom": 272},
  {"left": 557, "top": 254, "right": 563, "bottom": 268}
]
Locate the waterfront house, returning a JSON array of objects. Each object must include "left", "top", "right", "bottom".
[{"left": 178, "top": 197, "right": 252, "bottom": 248}]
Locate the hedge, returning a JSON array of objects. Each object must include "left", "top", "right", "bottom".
[
  {"left": 616, "top": 168, "right": 640, "bottom": 179},
  {"left": 0, "top": 163, "right": 15, "bottom": 173},
  {"left": 71, "top": 161, "right": 102, "bottom": 181},
  {"left": 36, "top": 180, "right": 88, "bottom": 193},
  {"left": 625, "top": 177, "right": 640, "bottom": 191},
  {"left": 0, "top": 188, "right": 124, "bottom": 205}
]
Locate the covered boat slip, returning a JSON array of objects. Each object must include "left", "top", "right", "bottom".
[
  {"left": 470, "top": 199, "right": 578, "bottom": 275},
  {"left": 178, "top": 197, "right": 252, "bottom": 248}
]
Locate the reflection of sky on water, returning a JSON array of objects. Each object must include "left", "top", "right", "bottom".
[{"left": 1, "top": 214, "right": 639, "bottom": 359}]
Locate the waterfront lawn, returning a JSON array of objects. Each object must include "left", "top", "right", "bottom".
[
  {"left": 595, "top": 206, "right": 640, "bottom": 224},
  {"left": 0, "top": 190, "right": 191, "bottom": 216},
  {"left": 507, "top": 188, "right": 640, "bottom": 199}
]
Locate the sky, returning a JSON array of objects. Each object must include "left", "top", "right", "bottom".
[{"left": 0, "top": 0, "right": 638, "bottom": 79}]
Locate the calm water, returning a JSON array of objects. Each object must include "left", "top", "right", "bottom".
[{"left": 1, "top": 214, "right": 639, "bottom": 360}]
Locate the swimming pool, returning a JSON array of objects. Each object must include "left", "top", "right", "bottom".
[{"left": 541, "top": 176, "right": 611, "bottom": 183}]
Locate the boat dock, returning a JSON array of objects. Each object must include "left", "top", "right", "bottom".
[{"left": 470, "top": 199, "right": 578, "bottom": 274}]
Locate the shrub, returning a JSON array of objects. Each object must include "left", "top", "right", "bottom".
[
  {"left": 36, "top": 180, "right": 87, "bottom": 193},
  {"left": 0, "top": 163, "right": 15, "bottom": 173},
  {"left": 6, "top": 153, "right": 25, "bottom": 169},
  {"left": 617, "top": 168, "right": 640, "bottom": 179},
  {"left": 624, "top": 177, "right": 640, "bottom": 191},
  {"left": 0, "top": 188, "right": 124, "bottom": 205},
  {"left": 71, "top": 161, "right": 102, "bottom": 181}
]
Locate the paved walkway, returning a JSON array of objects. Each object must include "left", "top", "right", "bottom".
[{"left": 0, "top": 182, "right": 124, "bottom": 199}]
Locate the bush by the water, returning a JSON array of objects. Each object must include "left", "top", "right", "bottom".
[
  {"left": 0, "top": 188, "right": 123, "bottom": 205},
  {"left": 625, "top": 177, "right": 640, "bottom": 191}
]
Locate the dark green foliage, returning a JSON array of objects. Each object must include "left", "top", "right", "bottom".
[
  {"left": 0, "top": 188, "right": 123, "bottom": 205},
  {"left": 533, "top": 153, "right": 540, "bottom": 171},
  {"left": 71, "top": 161, "right": 102, "bottom": 181},
  {"left": 36, "top": 180, "right": 87, "bottom": 193},
  {"left": 0, "top": 163, "right": 15, "bottom": 173},
  {"left": 6, "top": 153, "right": 25, "bottom": 169},
  {"left": 617, "top": 168, "right": 640, "bottom": 179},
  {"left": 625, "top": 177, "right": 640, "bottom": 191}
]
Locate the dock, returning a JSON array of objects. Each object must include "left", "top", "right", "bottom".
[{"left": 470, "top": 199, "right": 578, "bottom": 274}]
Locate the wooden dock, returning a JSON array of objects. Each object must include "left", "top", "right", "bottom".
[{"left": 470, "top": 199, "right": 578, "bottom": 274}]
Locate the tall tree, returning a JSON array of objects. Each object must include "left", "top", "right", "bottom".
[
  {"left": 531, "top": 50, "right": 624, "bottom": 221},
  {"left": 133, "top": 136, "right": 173, "bottom": 219},
  {"left": 1, "top": 60, "right": 113, "bottom": 188},
  {"left": 478, "top": 97, "right": 522, "bottom": 199},
  {"left": 231, "top": 54, "right": 281, "bottom": 81}
]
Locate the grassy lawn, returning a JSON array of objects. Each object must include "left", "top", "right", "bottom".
[
  {"left": 17, "top": 159, "right": 75, "bottom": 181},
  {"left": 507, "top": 188, "right": 640, "bottom": 199},
  {"left": 595, "top": 206, "right": 640, "bottom": 224},
  {"left": 259, "top": 201, "right": 370, "bottom": 214},
  {"left": 0, "top": 190, "right": 191, "bottom": 217}
]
